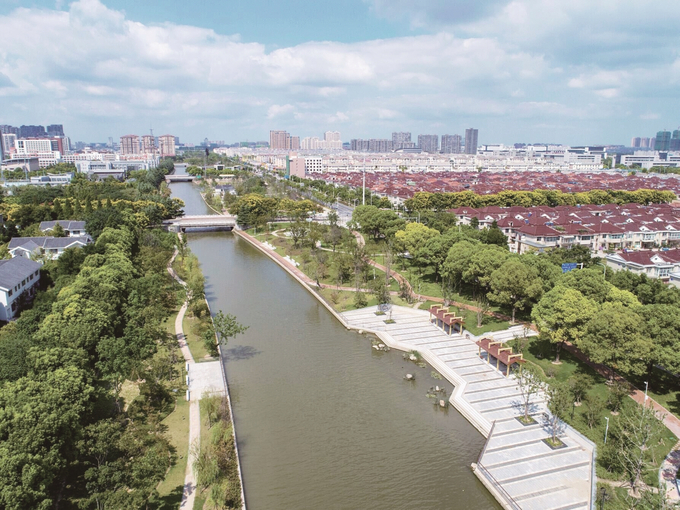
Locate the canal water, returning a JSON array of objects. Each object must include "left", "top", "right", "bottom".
[{"left": 171, "top": 167, "right": 498, "bottom": 510}]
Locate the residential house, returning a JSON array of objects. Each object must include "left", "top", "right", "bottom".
[
  {"left": 8, "top": 236, "right": 92, "bottom": 260},
  {"left": 39, "top": 220, "right": 87, "bottom": 237},
  {"left": 605, "top": 249, "right": 680, "bottom": 282},
  {"left": 0, "top": 257, "right": 41, "bottom": 321}
]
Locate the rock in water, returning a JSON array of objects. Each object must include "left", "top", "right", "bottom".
[{"left": 406, "top": 374, "right": 414, "bottom": 380}]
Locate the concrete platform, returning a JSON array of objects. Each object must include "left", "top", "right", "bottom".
[{"left": 341, "top": 306, "right": 595, "bottom": 510}]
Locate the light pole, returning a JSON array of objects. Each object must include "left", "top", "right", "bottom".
[
  {"left": 596, "top": 262, "right": 607, "bottom": 277},
  {"left": 644, "top": 381, "right": 649, "bottom": 403},
  {"left": 604, "top": 416, "right": 609, "bottom": 444}
]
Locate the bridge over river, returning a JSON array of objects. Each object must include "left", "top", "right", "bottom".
[
  {"left": 163, "top": 215, "right": 237, "bottom": 232},
  {"left": 165, "top": 174, "right": 195, "bottom": 183}
]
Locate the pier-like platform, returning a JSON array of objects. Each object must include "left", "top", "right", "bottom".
[{"left": 342, "top": 306, "right": 595, "bottom": 510}]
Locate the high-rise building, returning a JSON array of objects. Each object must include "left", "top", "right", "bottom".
[
  {"left": 418, "top": 134, "right": 438, "bottom": 153},
  {"left": 650, "top": 137, "right": 656, "bottom": 150},
  {"left": 159, "top": 135, "right": 176, "bottom": 157},
  {"left": 269, "top": 130, "right": 291, "bottom": 150},
  {"left": 19, "top": 125, "right": 46, "bottom": 138},
  {"left": 1, "top": 133, "right": 17, "bottom": 156},
  {"left": 142, "top": 135, "right": 157, "bottom": 154},
  {"left": 465, "top": 128, "right": 479, "bottom": 154},
  {"left": 0, "top": 125, "right": 19, "bottom": 135},
  {"left": 350, "top": 139, "right": 393, "bottom": 152},
  {"left": 392, "top": 132, "right": 414, "bottom": 150},
  {"left": 289, "top": 136, "right": 300, "bottom": 150},
  {"left": 120, "top": 135, "right": 140, "bottom": 155},
  {"left": 670, "top": 129, "right": 680, "bottom": 151},
  {"left": 655, "top": 130, "right": 671, "bottom": 151},
  {"left": 631, "top": 137, "right": 641, "bottom": 148},
  {"left": 441, "top": 134, "right": 462, "bottom": 154},
  {"left": 640, "top": 137, "right": 650, "bottom": 148},
  {"left": 46, "top": 124, "right": 64, "bottom": 137},
  {"left": 0, "top": 131, "right": 4, "bottom": 162}
]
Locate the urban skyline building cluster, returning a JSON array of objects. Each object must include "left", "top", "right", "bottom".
[
  {"left": 631, "top": 128, "right": 680, "bottom": 151},
  {"left": 120, "top": 134, "right": 176, "bottom": 157},
  {"left": 349, "top": 129, "right": 478, "bottom": 154},
  {"left": 1, "top": 123, "right": 71, "bottom": 167}
]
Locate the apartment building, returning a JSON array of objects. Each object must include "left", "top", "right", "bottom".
[
  {"left": 120, "top": 135, "right": 140, "bottom": 155},
  {"left": 465, "top": 128, "right": 479, "bottom": 154},
  {"left": 418, "top": 134, "right": 439, "bottom": 153},
  {"left": 441, "top": 134, "right": 462, "bottom": 154},
  {"left": 159, "top": 135, "right": 176, "bottom": 157}
]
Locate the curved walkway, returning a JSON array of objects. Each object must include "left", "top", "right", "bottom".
[{"left": 167, "top": 248, "right": 199, "bottom": 509}]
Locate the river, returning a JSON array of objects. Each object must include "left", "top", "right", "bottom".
[{"left": 170, "top": 166, "right": 498, "bottom": 509}]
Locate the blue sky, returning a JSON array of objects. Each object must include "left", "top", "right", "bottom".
[{"left": 1, "top": 0, "right": 679, "bottom": 145}]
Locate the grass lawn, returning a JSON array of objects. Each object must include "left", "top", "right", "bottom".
[
  {"left": 417, "top": 300, "right": 511, "bottom": 337},
  {"left": 192, "top": 399, "right": 216, "bottom": 510},
  {"left": 119, "top": 380, "right": 140, "bottom": 411},
  {"left": 508, "top": 335, "right": 678, "bottom": 485},
  {"left": 155, "top": 397, "right": 190, "bottom": 507},
  {"left": 318, "top": 288, "right": 412, "bottom": 313},
  {"left": 627, "top": 368, "right": 680, "bottom": 420},
  {"left": 183, "top": 314, "right": 215, "bottom": 362}
]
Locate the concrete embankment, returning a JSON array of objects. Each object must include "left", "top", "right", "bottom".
[
  {"left": 168, "top": 245, "right": 247, "bottom": 510},
  {"left": 233, "top": 229, "right": 595, "bottom": 510}
]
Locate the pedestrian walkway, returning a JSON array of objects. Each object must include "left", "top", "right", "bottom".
[
  {"left": 168, "top": 247, "right": 225, "bottom": 509},
  {"left": 342, "top": 306, "right": 595, "bottom": 510},
  {"left": 660, "top": 441, "right": 680, "bottom": 504}
]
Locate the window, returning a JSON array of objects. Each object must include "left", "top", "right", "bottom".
[
  {"left": 658, "top": 268, "right": 670, "bottom": 277},
  {"left": 11, "top": 303, "right": 16, "bottom": 312},
  {"left": 8, "top": 289, "right": 12, "bottom": 297},
  {"left": 545, "top": 237, "right": 559, "bottom": 242},
  {"left": 29, "top": 274, "right": 33, "bottom": 281},
  {"left": 21, "top": 280, "right": 25, "bottom": 286}
]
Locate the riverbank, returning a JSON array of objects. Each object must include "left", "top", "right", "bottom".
[
  {"left": 167, "top": 243, "right": 246, "bottom": 510},
  {"left": 233, "top": 227, "right": 596, "bottom": 510}
]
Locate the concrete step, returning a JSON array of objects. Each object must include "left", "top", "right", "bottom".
[
  {"left": 494, "top": 458, "right": 591, "bottom": 485},
  {"left": 483, "top": 445, "right": 582, "bottom": 470}
]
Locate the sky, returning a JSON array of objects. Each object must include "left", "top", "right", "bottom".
[{"left": 0, "top": 0, "right": 679, "bottom": 145}]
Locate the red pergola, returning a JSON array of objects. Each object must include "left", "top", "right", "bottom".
[
  {"left": 429, "top": 304, "right": 465, "bottom": 335},
  {"left": 476, "top": 336, "right": 526, "bottom": 376}
]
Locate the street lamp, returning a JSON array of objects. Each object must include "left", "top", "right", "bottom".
[
  {"left": 595, "top": 262, "right": 607, "bottom": 277},
  {"left": 644, "top": 381, "right": 649, "bottom": 403},
  {"left": 604, "top": 416, "right": 609, "bottom": 444}
]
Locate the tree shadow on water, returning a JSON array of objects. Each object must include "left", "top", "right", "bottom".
[{"left": 225, "top": 345, "right": 262, "bottom": 361}]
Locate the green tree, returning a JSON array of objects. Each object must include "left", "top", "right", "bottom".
[
  {"left": 212, "top": 311, "right": 248, "bottom": 349},
  {"left": 441, "top": 240, "right": 478, "bottom": 291},
  {"left": 581, "top": 302, "right": 652, "bottom": 380},
  {"left": 463, "top": 244, "right": 509, "bottom": 296},
  {"left": 559, "top": 268, "right": 612, "bottom": 303},
  {"left": 514, "top": 365, "right": 542, "bottom": 423},
  {"left": 642, "top": 304, "right": 680, "bottom": 375},
  {"left": 610, "top": 402, "right": 667, "bottom": 494},
  {"left": 51, "top": 223, "right": 67, "bottom": 238},
  {"left": 545, "top": 382, "right": 571, "bottom": 445},
  {"left": 488, "top": 258, "right": 543, "bottom": 323},
  {"left": 531, "top": 286, "right": 598, "bottom": 363}
]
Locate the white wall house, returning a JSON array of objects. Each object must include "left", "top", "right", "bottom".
[
  {"left": 0, "top": 257, "right": 41, "bottom": 322},
  {"left": 8, "top": 236, "right": 92, "bottom": 260},
  {"left": 39, "top": 220, "right": 88, "bottom": 237}
]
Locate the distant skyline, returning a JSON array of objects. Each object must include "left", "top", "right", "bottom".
[{"left": 0, "top": 0, "right": 679, "bottom": 145}]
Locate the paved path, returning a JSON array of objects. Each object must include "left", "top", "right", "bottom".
[
  {"left": 168, "top": 246, "right": 225, "bottom": 509},
  {"left": 660, "top": 440, "right": 680, "bottom": 503},
  {"left": 342, "top": 306, "right": 595, "bottom": 510}
]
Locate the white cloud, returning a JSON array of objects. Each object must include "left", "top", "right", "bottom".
[
  {"left": 0, "top": 0, "right": 677, "bottom": 144},
  {"left": 267, "top": 104, "right": 295, "bottom": 119}
]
